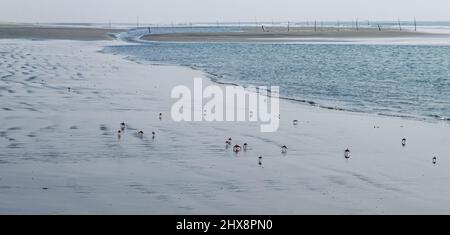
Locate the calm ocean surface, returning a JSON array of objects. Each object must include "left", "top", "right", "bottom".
[{"left": 104, "top": 27, "right": 450, "bottom": 121}]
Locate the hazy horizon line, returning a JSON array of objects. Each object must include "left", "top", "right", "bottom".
[{"left": 3, "top": 19, "right": 450, "bottom": 25}]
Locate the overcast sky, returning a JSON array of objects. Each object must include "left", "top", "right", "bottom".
[{"left": 1, "top": 0, "right": 450, "bottom": 24}]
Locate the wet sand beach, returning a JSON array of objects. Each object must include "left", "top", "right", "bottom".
[
  {"left": 1, "top": 27, "right": 450, "bottom": 214},
  {"left": 0, "top": 24, "right": 121, "bottom": 41}
]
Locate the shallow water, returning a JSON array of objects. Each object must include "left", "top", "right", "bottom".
[{"left": 104, "top": 41, "right": 450, "bottom": 121}]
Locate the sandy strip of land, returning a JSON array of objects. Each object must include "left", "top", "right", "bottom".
[
  {"left": 143, "top": 27, "right": 444, "bottom": 42},
  {"left": 0, "top": 24, "right": 121, "bottom": 41}
]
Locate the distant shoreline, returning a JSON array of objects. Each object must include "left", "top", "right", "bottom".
[
  {"left": 0, "top": 24, "right": 447, "bottom": 42},
  {"left": 0, "top": 24, "right": 121, "bottom": 41},
  {"left": 143, "top": 27, "right": 445, "bottom": 42}
]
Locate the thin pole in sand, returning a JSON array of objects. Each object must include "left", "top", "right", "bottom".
[
  {"left": 398, "top": 19, "right": 402, "bottom": 31},
  {"left": 414, "top": 17, "right": 417, "bottom": 32},
  {"left": 314, "top": 20, "right": 317, "bottom": 32},
  {"left": 287, "top": 21, "right": 290, "bottom": 32},
  {"left": 356, "top": 18, "right": 359, "bottom": 32},
  {"left": 377, "top": 23, "right": 382, "bottom": 31}
]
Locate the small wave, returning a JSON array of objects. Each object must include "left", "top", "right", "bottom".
[
  {"left": 428, "top": 114, "right": 450, "bottom": 121},
  {"left": 378, "top": 112, "right": 422, "bottom": 120}
]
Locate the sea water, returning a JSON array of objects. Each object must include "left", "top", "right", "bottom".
[{"left": 104, "top": 29, "right": 450, "bottom": 121}]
